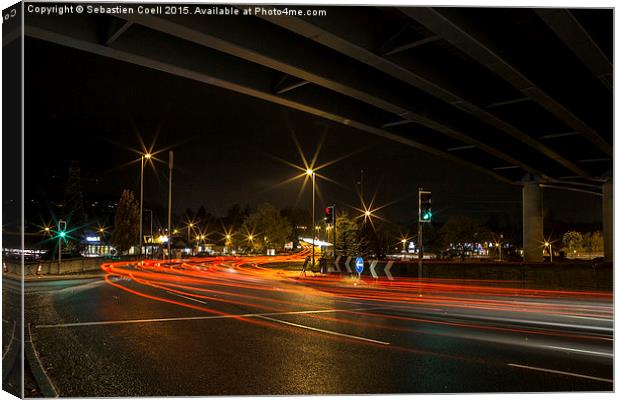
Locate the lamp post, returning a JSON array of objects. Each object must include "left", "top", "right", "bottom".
[
  {"left": 144, "top": 209, "right": 153, "bottom": 259},
  {"left": 187, "top": 222, "right": 194, "bottom": 255},
  {"left": 306, "top": 169, "right": 316, "bottom": 270},
  {"left": 545, "top": 241, "right": 553, "bottom": 262},
  {"left": 139, "top": 153, "right": 151, "bottom": 258},
  {"left": 167, "top": 151, "right": 173, "bottom": 260}
]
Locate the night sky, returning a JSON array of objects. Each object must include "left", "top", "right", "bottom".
[{"left": 23, "top": 36, "right": 602, "bottom": 228}]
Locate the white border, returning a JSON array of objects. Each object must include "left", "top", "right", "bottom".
[{"left": 1, "top": 1, "right": 617, "bottom": 400}]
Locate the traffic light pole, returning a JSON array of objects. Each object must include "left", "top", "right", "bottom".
[
  {"left": 417, "top": 187, "right": 431, "bottom": 291},
  {"left": 58, "top": 220, "right": 65, "bottom": 274},
  {"left": 333, "top": 205, "right": 337, "bottom": 260},
  {"left": 58, "top": 232, "right": 62, "bottom": 274},
  {"left": 417, "top": 221, "right": 423, "bottom": 275}
]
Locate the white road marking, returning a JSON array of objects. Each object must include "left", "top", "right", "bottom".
[
  {"left": 2, "top": 320, "right": 16, "bottom": 360},
  {"left": 255, "top": 315, "right": 390, "bottom": 345},
  {"left": 542, "top": 345, "right": 613, "bottom": 358},
  {"left": 561, "top": 315, "right": 612, "bottom": 322},
  {"left": 508, "top": 363, "right": 613, "bottom": 383},
  {"left": 35, "top": 307, "right": 373, "bottom": 329},
  {"left": 165, "top": 291, "right": 208, "bottom": 304},
  {"left": 27, "top": 323, "right": 59, "bottom": 397}
]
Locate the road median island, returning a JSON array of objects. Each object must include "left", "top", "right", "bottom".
[
  {"left": 4, "top": 257, "right": 110, "bottom": 280},
  {"left": 325, "top": 259, "right": 612, "bottom": 291}
]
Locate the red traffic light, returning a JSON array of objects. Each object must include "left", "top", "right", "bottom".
[{"left": 325, "top": 205, "right": 335, "bottom": 224}]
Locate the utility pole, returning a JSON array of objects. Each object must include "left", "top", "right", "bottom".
[
  {"left": 139, "top": 156, "right": 144, "bottom": 258},
  {"left": 168, "top": 151, "right": 173, "bottom": 260}
]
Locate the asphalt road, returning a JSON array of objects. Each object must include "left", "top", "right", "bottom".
[{"left": 20, "top": 255, "right": 613, "bottom": 396}]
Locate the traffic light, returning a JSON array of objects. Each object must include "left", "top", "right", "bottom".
[
  {"left": 419, "top": 191, "right": 432, "bottom": 222},
  {"left": 324, "top": 205, "right": 335, "bottom": 225}
]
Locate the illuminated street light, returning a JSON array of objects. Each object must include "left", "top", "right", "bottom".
[
  {"left": 274, "top": 135, "right": 353, "bottom": 273},
  {"left": 139, "top": 152, "right": 154, "bottom": 259},
  {"left": 544, "top": 241, "right": 553, "bottom": 262},
  {"left": 309, "top": 170, "right": 316, "bottom": 271},
  {"left": 186, "top": 222, "right": 195, "bottom": 241}
]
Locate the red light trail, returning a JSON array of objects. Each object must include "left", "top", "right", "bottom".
[{"left": 100, "top": 250, "right": 613, "bottom": 356}]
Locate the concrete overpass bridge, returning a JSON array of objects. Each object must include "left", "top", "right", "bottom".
[{"left": 16, "top": 5, "right": 613, "bottom": 262}]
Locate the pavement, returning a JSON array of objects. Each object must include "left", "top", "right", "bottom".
[
  {"left": 14, "top": 254, "right": 614, "bottom": 396},
  {"left": 3, "top": 270, "right": 105, "bottom": 282}
]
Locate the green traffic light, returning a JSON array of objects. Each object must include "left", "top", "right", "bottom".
[{"left": 59, "top": 231, "right": 66, "bottom": 238}]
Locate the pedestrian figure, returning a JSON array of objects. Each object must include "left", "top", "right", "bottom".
[{"left": 301, "top": 255, "right": 310, "bottom": 276}]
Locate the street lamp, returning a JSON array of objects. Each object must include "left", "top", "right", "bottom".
[
  {"left": 306, "top": 168, "right": 316, "bottom": 271},
  {"left": 187, "top": 223, "right": 194, "bottom": 241},
  {"left": 144, "top": 209, "right": 153, "bottom": 259},
  {"left": 185, "top": 222, "right": 196, "bottom": 255},
  {"left": 139, "top": 152, "right": 152, "bottom": 258},
  {"left": 545, "top": 241, "right": 553, "bottom": 262},
  {"left": 167, "top": 151, "right": 174, "bottom": 260}
]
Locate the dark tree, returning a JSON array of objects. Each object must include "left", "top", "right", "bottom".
[
  {"left": 281, "top": 207, "right": 312, "bottom": 243},
  {"left": 63, "top": 161, "right": 86, "bottom": 228},
  {"left": 335, "top": 212, "right": 366, "bottom": 257},
  {"left": 440, "top": 216, "right": 491, "bottom": 259},
  {"left": 111, "top": 190, "right": 140, "bottom": 254},
  {"left": 241, "top": 203, "right": 292, "bottom": 251},
  {"left": 222, "top": 203, "right": 251, "bottom": 230}
]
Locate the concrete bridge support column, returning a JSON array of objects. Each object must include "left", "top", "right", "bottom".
[
  {"left": 602, "top": 178, "right": 613, "bottom": 262},
  {"left": 522, "top": 181, "right": 543, "bottom": 263}
]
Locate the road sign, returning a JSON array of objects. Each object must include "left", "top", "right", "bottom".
[{"left": 355, "top": 257, "right": 364, "bottom": 274}]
